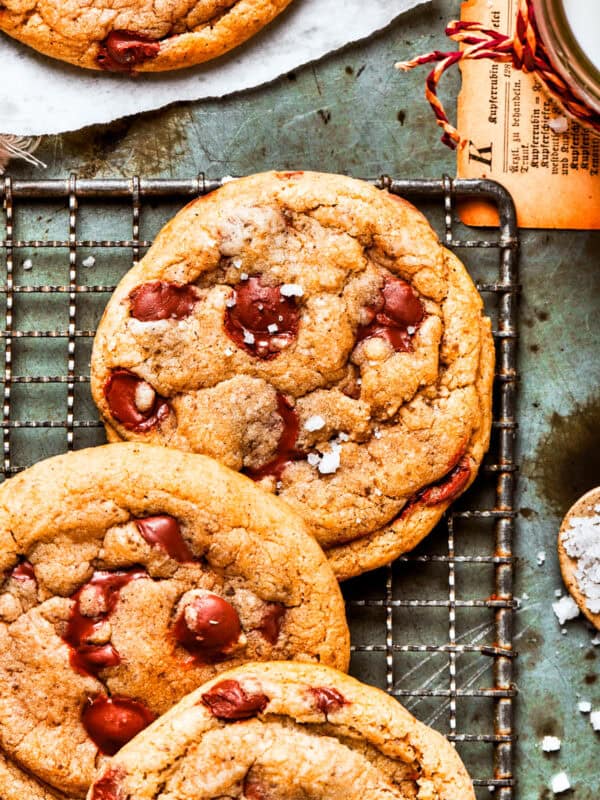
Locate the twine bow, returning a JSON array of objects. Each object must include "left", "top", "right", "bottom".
[
  {"left": 396, "top": 0, "right": 600, "bottom": 149},
  {"left": 0, "top": 135, "right": 45, "bottom": 174}
]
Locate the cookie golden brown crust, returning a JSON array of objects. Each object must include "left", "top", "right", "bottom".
[
  {"left": 91, "top": 171, "right": 495, "bottom": 580},
  {"left": 0, "top": 443, "right": 349, "bottom": 800},
  {"left": 0, "top": 0, "right": 294, "bottom": 72},
  {"left": 558, "top": 487, "right": 600, "bottom": 630},
  {"left": 87, "top": 661, "right": 476, "bottom": 800}
]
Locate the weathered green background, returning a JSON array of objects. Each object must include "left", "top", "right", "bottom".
[{"left": 5, "top": 0, "right": 600, "bottom": 797}]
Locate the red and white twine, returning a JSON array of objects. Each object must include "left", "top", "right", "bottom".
[{"left": 396, "top": 0, "right": 600, "bottom": 149}]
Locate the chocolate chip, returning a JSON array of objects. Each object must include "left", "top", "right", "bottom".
[
  {"left": 90, "top": 768, "right": 126, "bottom": 800},
  {"left": 10, "top": 561, "right": 36, "bottom": 584},
  {"left": 97, "top": 31, "right": 161, "bottom": 72},
  {"left": 356, "top": 277, "right": 425, "bottom": 353},
  {"left": 82, "top": 695, "right": 156, "bottom": 755},
  {"left": 420, "top": 456, "right": 471, "bottom": 506},
  {"left": 257, "top": 602, "right": 286, "bottom": 644},
  {"left": 243, "top": 772, "right": 271, "bottom": 800},
  {"left": 174, "top": 593, "right": 244, "bottom": 660},
  {"left": 64, "top": 568, "right": 146, "bottom": 677},
  {"left": 104, "top": 369, "right": 169, "bottom": 432},
  {"left": 246, "top": 394, "right": 303, "bottom": 481},
  {"left": 201, "top": 679, "right": 268, "bottom": 720},
  {"left": 309, "top": 686, "right": 348, "bottom": 715},
  {"left": 129, "top": 281, "right": 199, "bottom": 322},
  {"left": 135, "top": 515, "right": 194, "bottom": 563},
  {"left": 224, "top": 276, "right": 299, "bottom": 359}
]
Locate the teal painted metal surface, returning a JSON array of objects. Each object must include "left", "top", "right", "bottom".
[{"left": 4, "top": 0, "right": 600, "bottom": 797}]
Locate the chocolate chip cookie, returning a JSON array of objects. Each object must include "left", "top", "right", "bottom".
[
  {"left": 91, "top": 171, "right": 495, "bottom": 580},
  {"left": 87, "top": 661, "right": 475, "bottom": 800},
  {"left": 0, "top": 443, "right": 349, "bottom": 800},
  {"left": 0, "top": 0, "right": 293, "bottom": 72}
]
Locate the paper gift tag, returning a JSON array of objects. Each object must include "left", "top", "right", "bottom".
[{"left": 456, "top": 0, "right": 600, "bottom": 229}]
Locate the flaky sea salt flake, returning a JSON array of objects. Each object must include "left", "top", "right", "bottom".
[
  {"left": 304, "top": 415, "right": 326, "bottom": 432},
  {"left": 280, "top": 283, "right": 304, "bottom": 297},
  {"left": 550, "top": 772, "right": 570, "bottom": 794},
  {"left": 552, "top": 594, "right": 579, "bottom": 625},
  {"left": 541, "top": 736, "right": 561, "bottom": 752}
]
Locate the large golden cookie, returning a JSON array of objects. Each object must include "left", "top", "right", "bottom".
[
  {"left": 88, "top": 661, "right": 476, "bottom": 800},
  {"left": 91, "top": 171, "right": 495, "bottom": 579},
  {"left": 0, "top": 443, "right": 348, "bottom": 799},
  {"left": 0, "top": 0, "right": 293, "bottom": 71}
]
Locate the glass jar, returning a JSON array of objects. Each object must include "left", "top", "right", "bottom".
[{"left": 533, "top": 0, "right": 600, "bottom": 117}]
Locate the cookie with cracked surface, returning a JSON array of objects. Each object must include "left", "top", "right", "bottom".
[
  {"left": 0, "top": 443, "right": 349, "bottom": 800},
  {"left": 558, "top": 486, "right": 600, "bottom": 629},
  {"left": 87, "top": 661, "right": 476, "bottom": 800},
  {"left": 0, "top": 0, "right": 293, "bottom": 72},
  {"left": 91, "top": 170, "right": 495, "bottom": 580}
]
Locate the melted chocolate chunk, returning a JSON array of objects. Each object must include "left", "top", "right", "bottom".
[
  {"left": 174, "top": 594, "right": 243, "bottom": 661},
  {"left": 243, "top": 773, "right": 271, "bottom": 800},
  {"left": 104, "top": 369, "right": 169, "bottom": 432},
  {"left": 356, "top": 277, "right": 425, "bottom": 352},
  {"left": 82, "top": 695, "right": 156, "bottom": 755},
  {"left": 224, "top": 276, "right": 299, "bottom": 359},
  {"left": 129, "top": 281, "right": 198, "bottom": 322},
  {"left": 97, "top": 31, "right": 161, "bottom": 72},
  {"left": 257, "top": 602, "right": 286, "bottom": 645},
  {"left": 201, "top": 679, "right": 269, "bottom": 720},
  {"left": 90, "top": 768, "right": 126, "bottom": 800},
  {"left": 309, "top": 686, "right": 348, "bottom": 715},
  {"left": 135, "top": 515, "right": 194, "bottom": 562},
  {"left": 10, "top": 561, "right": 36, "bottom": 583},
  {"left": 64, "top": 568, "right": 147, "bottom": 676},
  {"left": 420, "top": 456, "right": 471, "bottom": 506},
  {"left": 246, "top": 394, "right": 303, "bottom": 481}
]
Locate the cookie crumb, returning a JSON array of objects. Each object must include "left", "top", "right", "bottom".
[
  {"left": 550, "top": 772, "right": 570, "bottom": 794},
  {"left": 541, "top": 735, "right": 561, "bottom": 752},
  {"left": 552, "top": 595, "right": 580, "bottom": 625},
  {"left": 304, "top": 415, "right": 326, "bottom": 432},
  {"left": 134, "top": 382, "right": 156, "bottom": 413}
]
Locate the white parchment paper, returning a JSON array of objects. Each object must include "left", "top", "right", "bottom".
[{"left": 0, "top": 0, "right": 427, "bottom": 136}]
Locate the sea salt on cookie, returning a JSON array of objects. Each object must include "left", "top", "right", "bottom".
[{"left": 558, "top": 487, "right": 600, "bottom": 629}]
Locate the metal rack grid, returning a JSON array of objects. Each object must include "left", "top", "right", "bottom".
[{"left": 0, "top": 175, "right": 519, "bottom": 799}]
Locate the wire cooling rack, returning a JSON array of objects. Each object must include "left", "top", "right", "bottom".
[{"left": 0, "top": 175, "right": 518, "bottom": 800}]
